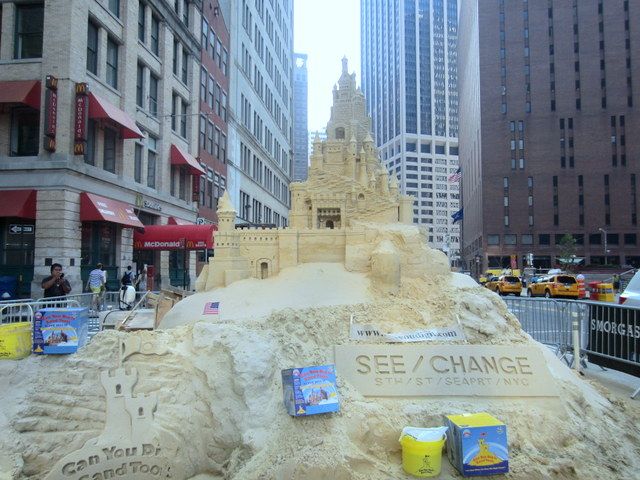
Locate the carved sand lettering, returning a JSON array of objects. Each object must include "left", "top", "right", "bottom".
[
  {"left": 334, "top": 345, "right": 558, "bottom": 397},
  {"left": 61, "top": 455, "right": 100, "bottom": 476}
]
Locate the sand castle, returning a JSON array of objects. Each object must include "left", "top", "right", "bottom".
[
  {"left": 1, "top": 61, "right": 640, "bottom": 480},
  {"left": 196, "top": 58, "right": 433, "bottom": 295}
]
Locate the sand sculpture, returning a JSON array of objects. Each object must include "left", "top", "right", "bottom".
[{"left": 1, "top": 60, "right": 640, "bottom": 479}]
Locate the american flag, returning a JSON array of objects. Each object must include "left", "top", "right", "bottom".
[
  {"left": 448, "top": 167, "right": 462, "bottom": 183},
  {"left": 203, "top": 301, "right": 220, "bottom": 314}
]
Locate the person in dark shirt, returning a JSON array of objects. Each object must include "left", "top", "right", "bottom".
[
  {"left": 121, "top": 265, "right": 134, "bottom": 286},
  {"left": 41, "top": 263, "right": 72, "bottom": 298}
]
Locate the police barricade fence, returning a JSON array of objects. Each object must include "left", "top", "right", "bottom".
[
  {"left": 504, "top": 296, "right": 640, "bottom": 399},
  {"left": 1, "top": 298, "right": 81, "bottom": 325}
]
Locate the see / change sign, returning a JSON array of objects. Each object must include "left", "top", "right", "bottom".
[{"left": 334, "top": 344, "right": 558, "bottom": 397}]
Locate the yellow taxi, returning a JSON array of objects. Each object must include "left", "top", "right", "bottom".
[
  {"left": 484, "top": 275, "right": 522, "bottom": 296},
  {"left": 527, "top": 274, "right": 579, "bottom": 299}
]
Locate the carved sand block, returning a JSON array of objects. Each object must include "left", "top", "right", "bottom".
[{"left": 44, "top": 349, "right": 180, "bottom": 480}]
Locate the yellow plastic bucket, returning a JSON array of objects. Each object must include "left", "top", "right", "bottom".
[
  {"left": 400, "top": 433, "right": 446, "bottom": 478},
  {"left": 0, "top": 322, "right": 32, "bottom": 360}
]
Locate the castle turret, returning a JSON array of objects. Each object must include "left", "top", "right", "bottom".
[
  {"left": 359, "top": 147, "right": 369, "bottom": 186},
  {"left": 310, "top": 134, "right": 324, "bottom": 172},
  {"left": 390, "top": 173, "right": 399, "bottom": 199},
  {"left": 216, "top": 190, "right": 236, "bottom": 233},
  {"left": 345, "top": 134, "right": 357, "bottom": 179},
  {"left": 377, "top": 167, "right": 390, "bottom": 196}
]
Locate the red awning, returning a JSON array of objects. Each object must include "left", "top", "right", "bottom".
[
  {"left": 168, "top": 216, "right": 194, "bottom": 225},
  {"left": 133, "top": 224, "right": 216, "bottom": 250},
  {"left": 80, "top": 192, "right": 144, "bottom": 228},
  {"left": 170, "top": 144, "right": 206, "bottom": 175},
  {"left": 0, "top": 80, "right": 41, "bottom": 109},
  {"left": 89, "top": 92, "right": 144, "bottom": 139},
  {"left": 0, "top": 190, "right": 37, "bottom": 218}
]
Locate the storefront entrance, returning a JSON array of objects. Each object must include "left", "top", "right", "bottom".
[{"left": 0, "top": 218, "right": 35, "bottom": 299}]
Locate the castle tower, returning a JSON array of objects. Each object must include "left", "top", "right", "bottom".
[{"left": 201, "top": 191, "right": 251, "bottom": 289}]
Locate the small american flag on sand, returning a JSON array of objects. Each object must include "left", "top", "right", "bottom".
[{"left": 203, "top": 301, "right": 220, "bottom": 314}]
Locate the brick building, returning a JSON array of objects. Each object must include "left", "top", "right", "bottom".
[
  {"left": 0, "top": 0, "right": 205, "bottom": 297},
  {"left": 458, "top": 0, "right": 640, "bottom": 275}
]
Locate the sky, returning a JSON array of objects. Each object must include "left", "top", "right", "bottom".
[{"left": 294, "top": 0, "right": 361, "bottom": 133}]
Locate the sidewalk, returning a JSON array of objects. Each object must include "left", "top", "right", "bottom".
[{"left": 580, "top": 361, "right": 640, "bottom": 404}]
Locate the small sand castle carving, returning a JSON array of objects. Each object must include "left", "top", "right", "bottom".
[
  {"left": 42, "top": 343, "right": 175, "bottom": 480},
  {"left": 197, "top": 58, "right": 449, "bottom": 293}
]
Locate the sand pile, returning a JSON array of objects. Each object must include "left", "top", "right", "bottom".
[{"left": 1, "top": 263, "right": 640, "bottom": 479}]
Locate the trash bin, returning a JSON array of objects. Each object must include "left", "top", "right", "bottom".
[
  {"left": 598, "top": 283, "right": 614, "bottom": 302},
  {"left": 588, "top": 281, "right": 599, "bottom": 301},
  {"left": 0, "top": 276, "right": 17, "bottom": 300}
]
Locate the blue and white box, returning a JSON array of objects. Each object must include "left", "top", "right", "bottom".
[
  {"left": 281, "top": 364, "right": 340, "bottom": 416},
  {"left": 445, "top": 412, "right": 509, "bottom": 477},
  {"left": 33, "top": 307, "right": 89, "bottom": 354}
]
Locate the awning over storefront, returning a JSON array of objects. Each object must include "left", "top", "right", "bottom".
[
  {"left": 133, "top": 224, "right": 216, "bottom": 250},
  {"left": 168, "top": 216, "right": 194, "bottom": 225},
  {"left": 0, "top": 189, "right": 37, "bottom": 219},
  {"left": 170, "top": 144, "right": 206, "bottom": 175},
  {"left": 80, "top": 192, "right": 144, "bottom": 228},
  {"left": 89, "top": 92, "right": 144, "bottom": 139},
  {"left": 0, "top": 80, "right": 41, "bottom": 109}
]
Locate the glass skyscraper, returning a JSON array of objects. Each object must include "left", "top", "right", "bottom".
[{"left": 361, "top": 0, "right": 460, "bottom": 261}]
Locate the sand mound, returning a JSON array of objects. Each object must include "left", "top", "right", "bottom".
[{"left": 1, "top": 264, "right": 640, "bottom": 479}]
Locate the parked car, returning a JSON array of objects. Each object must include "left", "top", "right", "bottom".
[
  {"left": 618, "top": 270, "right": 640, "bottom": 307},
  {"left": 528, "top": 274, "right": 579, "bottom": 299},
  {"left": 485, "top": 275, "right": 522, "bottom": 296}
]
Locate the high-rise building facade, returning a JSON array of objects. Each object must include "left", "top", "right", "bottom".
[
  {"left": 220, "top": 0, "right": 294, "bottom": 226},
  {"left": 361, "top": 0, "right": 460, "bottom": 261},
  {"left": 292, "top": 52, "right": 308, "bottom": 181},
  {"left": 458, "top": 0, "right": 640, "bottom": 275},
  {"left": 197, "top": 1, "right": 230, "bottom": 225},
  {"left": 0, "top": 0, "right": 204, "bottom": 296}
]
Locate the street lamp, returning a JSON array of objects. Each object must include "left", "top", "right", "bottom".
[{"left": 598, "top": 228, "right": 608, "bottom": 265}]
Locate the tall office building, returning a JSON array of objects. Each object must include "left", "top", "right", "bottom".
[
  {"left": 220, "top": 0, "right": 294, "bottom": 226},
  {"left": 361, "top": 0, "right": 460, "bottom": 262},
  {"left": 458, "top": 0, "right": 640, "bottom": 276},
  {"left": 292, "top": 52, "right": 308, "bottom": 181}
]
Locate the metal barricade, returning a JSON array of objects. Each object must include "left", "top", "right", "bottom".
[
  {"left": 582, "top": 302, "right": 640, "bottom": 398},
  {"left": 0, "top": 303, "right": 35, "bottom": 325},
  {"left": 503, "top": 297, "right": 587, "bottom": 362},
  {"left": 1, "top": 298, "right": 80, "bottom": 325},
  {"left": 505, "top": 296, "right": 640, "bottom": 398}
]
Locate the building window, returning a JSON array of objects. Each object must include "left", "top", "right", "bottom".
[
  {"left": 180, "top": 100, "right": 187, "bottom": 138},
  {"left": 87, "top": 22, "right": 99, "bottom": 74},
  {"left": 149, "top": 74, "right": 158, "bottom": 116},
  {"left": 171, "top": 93, "right": 177, "bottom": 131},
  {"left": 108, "top": 0, "right": 120, "bottom": 17},
  {"left": 14, "top": 4, "right": 44, "bottom": 59},
  {"left": 487, "top": 235, "right": 500, "bottom": 245},
  {"left": 103, "top": 128, "right": 117, "bottom": 173},
  {"left": 138, "top": 2, "right": 146, "bottom": 42},
  {"left": 147, "top": 137, "right": 157, "bottom": 188},
  {"left": 220, "top": 133, "right": 227, "bottom": 162},
  {"left": 10, "top": 107, "right": 39, "bottom": 156},
  {"left": 181, "top": 48, "right": 188, "bottom": 84},
  {"left": 136, "top": 64, "right": 144, "bottom": 107},
  {"left": 106, "top": 38, "right": 119, "bottom": 89},
  {"left": 150, "top": 16, "right": 160, "bottom": 55},
  {"left": 173, "top": 40, "right": 179, "bottom": 75},
  {"left": 134, "top": 143, "right": 143, "bottom": 183}
]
